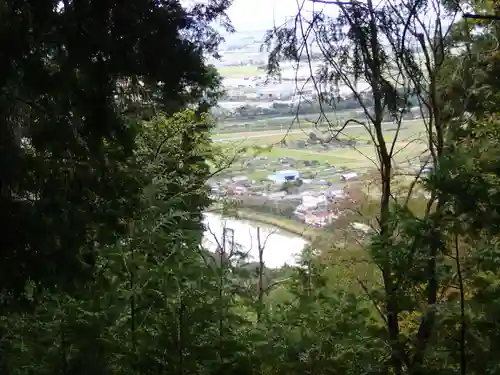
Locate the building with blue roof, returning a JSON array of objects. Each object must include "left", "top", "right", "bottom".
[{"left": 267, "top": 169, "right": 300, "bottom": 183}]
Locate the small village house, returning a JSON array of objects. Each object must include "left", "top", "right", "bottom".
[
  {"left": 340, "top": 172, "right": 358, "bottom": 181},
  {"left": 267, "top": 169, "right": 300, "bottom": 184}
]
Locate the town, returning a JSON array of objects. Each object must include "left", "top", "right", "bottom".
[
  {"left": 209, "top": 126, "right": 431, "bottom": 231},
  {"left": 210, "top": 160, "right": 357, "bottom": 228}
]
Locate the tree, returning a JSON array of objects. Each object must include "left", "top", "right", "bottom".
[
  {"left": 426, "top": 4, "right": 500, "bottom": 373},
  {"left": 0, "top": 109, "right": 258, "bottom": 375},
  {"left": 308, "top": 132, "right": 319, "bottom": 143},
  {"left": 264, "top": 0, "right": 463, "bottom": 373},
  {"left": 0, "top": 0, "right": 231, "bottom": 298}
]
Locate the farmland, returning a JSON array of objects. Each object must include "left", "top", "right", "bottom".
[
  {"left": 217, "top": 65, "right": 263, "bottom": 77},
  {"left": 213, "top": 119, "right": 428, "bottom": 173}
]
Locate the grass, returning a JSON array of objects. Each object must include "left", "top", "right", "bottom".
[
  {"left": 218, "top": 140, "right": 426, "bottom": 171},
  {"left": 208, "top": 205, "right": 320, "bottom": 239},
  {"left": 212, "top": 119, "right": 428, "bottom": 170},
  {"left": 214, "top": 125, "right": 320, "bottom": 139},
  {"left": 265, "top": 147, "right": 374, "bottom": 168},
  {"left": 216, "top": 130, "right": 308, "bottom": 146},
  {"left": 236, "top": 209, "right": 320, "bottom": 240},
  {"left": 340, "top": 122, "right": 427, "bottom": 143},
  {"left": 217, "top": 65, "right": 262, "bottom": 77},
  {"left": 216, "top": 120, "right": 324, "bottom": 136},
  {"left": 215, "top": 119, "right": 425, "bottom": 140}
]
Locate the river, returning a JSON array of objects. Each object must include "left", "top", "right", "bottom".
[{"left": 202, "top": 213, "right": 308, "bottom": 268}]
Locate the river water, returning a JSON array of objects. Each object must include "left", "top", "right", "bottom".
[{"left": 202, "top": 213, "right": 308, "bottom": 268}]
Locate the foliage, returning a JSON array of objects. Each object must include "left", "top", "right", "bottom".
[
  {"left": 5, "top": 1, "right": 500, "bottom": 375},
  {"left": 280, "top": 179, "right": 303, "bottom": 194},
  {"left": 0, "top": 0, "right": 231, "bottom": 298}
]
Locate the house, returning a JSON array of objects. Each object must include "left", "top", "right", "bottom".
[
  {"left": 325, "top": 189, "right": 345, "bottom": 199},
  {"left": 301, "top": 194, "right": 327, "bottom": 209},
  {"left": 267, "top": 191, "right": 288, "bottom": 199},
  {"left": 341, "top": 172, "right": 359, "bottom": 181},
  {"left": 267, "top": 169, "right": 300, "bottom": 184},
  {"left": 233, "top": 186, "right": 247, "bottom": 196},
  {"left": 422, "top": 165, "right": 433, "bottom": 174},
  {"left": 293, "top": 205, "right": 309, "bottom": 220},
  {"left": 304, "top": 211, "right": 334, "bottom": 228},
  {"left": 232, "top": 175, "right": 249, "bottom": 184}
]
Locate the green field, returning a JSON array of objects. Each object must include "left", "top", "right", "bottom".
[
  {"left": 214, "top": 131, "right": 308, "bottom": 144},
  {"left": 214, "top": 120, "right": 427, "bottom": 146},
  {"left": 217, "top": 65, "right": 262, "bottom": 77},
  {"left": 215, "top": 117, "right": 426, "bottom": 140},
  {"left": 214, "top": 119, "right": 428, "bottom": 171},
  {"left": 249, "top": 143, "right": 424, "bottom": 169}
]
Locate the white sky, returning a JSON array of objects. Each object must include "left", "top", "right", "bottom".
[
  {"left": 226, "top": 0, "right": 296, "bottom": 31},
  {"left": 184, "top": 0, "right": 442, "bottom": 33},
  {"left": 181, "top": 0, "right": 335, "bottom": 32},
  {"left": 226, "top": 0, "right": 334, "bottom": 31}
]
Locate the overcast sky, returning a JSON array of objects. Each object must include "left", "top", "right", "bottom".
[
  {"left": 227, "top": 0, "right": 337, "bottom": 31},
  {"left": 185, "top": 0, "right": 440, "bottom": 33},
  {"left": 180, "top": 0, "right": 336, "bottom": 33},
  {"left": 225, "top": 0, "right": 291, "bottom": 31}
]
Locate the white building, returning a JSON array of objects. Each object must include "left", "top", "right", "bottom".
[
  {"left": 301, "top": 194, "right": 327, "bottom": 209},
  {"left": 341, "top": 172, "right": 359, "bottom": 181},
  {"left": 232, "top": 176, "right": 249, "bottom": 184}
]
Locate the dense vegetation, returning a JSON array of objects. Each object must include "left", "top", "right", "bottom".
[{"left": 2, "top": 0, "right": 500, "bottom": 375}]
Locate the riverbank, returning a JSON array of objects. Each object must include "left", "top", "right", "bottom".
[
  {"left": 208, "top": 206, "right": 321, "bottom": 241},
  {"left": 203, "top": 212, "right": 308, "bottom": 268}
]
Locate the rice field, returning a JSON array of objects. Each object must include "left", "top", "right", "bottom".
[
  {"left": 213, "top": 119, "right": 428, "bottom": 171},
  {"left": 217, "top": 65, "right": 263, "bottom": 77}
]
